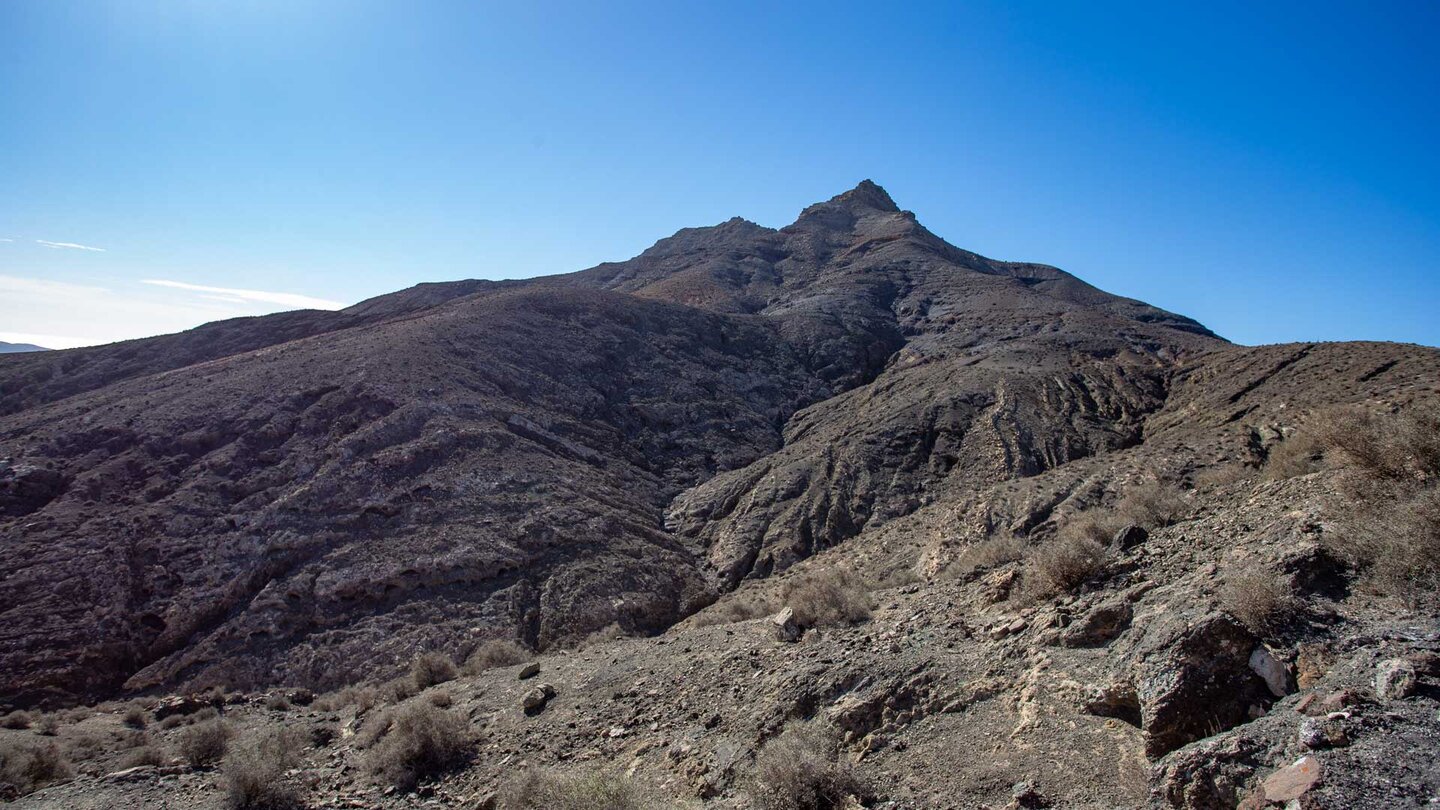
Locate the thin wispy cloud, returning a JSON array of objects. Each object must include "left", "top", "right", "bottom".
[
  {"left": 0, "top": 238, "right": 13, "bottom": 243},
  {"left": 140, "top": 279, "right": 345, "bottom": 310},
  {"left": 36, "top": 239, "right": 106, "bottom": 252}
]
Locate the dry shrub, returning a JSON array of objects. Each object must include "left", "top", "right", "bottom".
[
  {"left": 120, "top": 745, "right": 167, "bottom": 769},
  {"left": 1220, "top": 567, "right": 1296, "bottom": 633},
  {"left": 0, "top": 711, "right": 32, "bottom": 730},
  {"left": 1194, "top": 463, "right": 1252, "bottom": 490},
  {"left": 747, "top": 722, "right": 868, "bottom": 810},
  {"left": 1328, "top": 486, "right": 1440, "bottom": 608},
  {"left": 950, "top": 535, "right": 1025, "bottom": 577},
  {"left": 462, "top": 639, "right": 532, "bottom": 674},
  {"left": 1314, "top": 406, "right": 1440, "bottom": 484},
  {"left": 0, "top": 740, "right": 72, "bottom": 799},
  {"left": 1024, "top": 530, "right": 1112, "bottom": 599},
  {"left": 159, "top": 714, "right": 188, "bottom": 730},
  {"left": 426, "top": 690, "right": 453, "bottom": 709},
  {"left": 177, "top": 718, "right": 232, "bottom": 767},
  {"left": 411, "top": 653, "right": 458, "bottom": 690},
  {"left": 365, "top": 702, "right": 472, "bottom": 790},
  {"left": 689, "top": 591, "right": 778, "bottom": 628},
  {"left": 1264, "top": 431, "right": 1324, "bottom": 480},
  {"left": 499, "top": 768, "right": 669, "bottom": 809},
  {"left": 384, "top": 677, "right": 418, "bottom": 703},
  {"left": 781, "top": 568, "right": 872, "bottom": 628},
  {"left": 264, "top": 693, "right": 291, "bottom": 712},
  {"left": 325, "top": 685, "right": 378, "bottom": 714},
  {"left": 222, "top": 728, "right": 306, "bottom": 810},
  {"left": 1115, "top": 481, "right": 1190, "bottom": 529},
  {"left": 33, "top": 714, "right": 60, "bottom": 736},
  {"left": 1315, "top": 406, "right": 1440, "bottom": 608},
  {"left": 122, "top": 705, "right": 148, "bottom": 728}
]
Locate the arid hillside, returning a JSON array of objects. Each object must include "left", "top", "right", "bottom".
[{"left": 1, "top": 183, "right": 1436, "bottom": 808}]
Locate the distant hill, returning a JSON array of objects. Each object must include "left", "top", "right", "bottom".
[{"left": 0, "top": 341, "right": 48, "bottom": 353}]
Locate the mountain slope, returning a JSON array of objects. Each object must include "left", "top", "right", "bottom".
[{"left": 0, "top": 182, "right": 1424, "bottom": 717}]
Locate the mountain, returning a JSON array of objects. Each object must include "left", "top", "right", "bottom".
[
  {"left": 0, "top": 341, "right": 48, "bottom": 354},
  {"left": 1, "top": 183, "right": 1437, "bottom": 808}
]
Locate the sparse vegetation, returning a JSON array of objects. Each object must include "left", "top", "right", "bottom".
[
  {"left": 462, "top": 638, "right": 532, "bottom": 674},
  {"left": 365, "top": 701, "right": 472, "bottom": 790},
  {"left": 747, "top": 722, "right": 868, "bottom": 810},
  {"left": 781, "top": 567, "right": 872, "bottom": 628},
  {"left": 122, "top": 705, "right": 148, "bottom": 728},
  {"left": 1317, "top": 406, "right": 1440, "bottom": 607},
  {"left": 411, "top": 652, "right": 458, "bottom": 689},
  {"left": 0, "top": 711, "right": 33, "bottom": 730},
  {"left": 689, "top": 590, "right": 778, "bottom": 627},
  {"left": 1264, "top": 429, "right": 1324, "bottom": 479},
  {"left": 264, "top": 693, "right": 291, "bottom": 712},
  {"left": 120, "top": 744, "right": 167, "bottom": 769},
  {"left": 177, "top": 718, "right": 232, "bottom": 767},
  {"left": 222, "top": 728, "right": 306, "bottom": 810},
  {"left": 949, "top": 535, "right": 1025, "bottom": 577},
  {"left": 1220, "top": 566, "right": 1296, "bottom": 633},
  {"left": 1024, "top": 529, "right": 1112, "bottom": 598},
  {"left": 1115, "top": 480, "right": 1190, "bottom": 529},
  {"left": 0, "top": 740, "right": 72, "bottom": 799},
  {"left": 499, "top": 768, "right": 669, "bottom": 809}
]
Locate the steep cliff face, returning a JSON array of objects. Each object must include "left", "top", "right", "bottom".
[{"left": 6, "top": 181, "right": 1407, "bottom": 714}]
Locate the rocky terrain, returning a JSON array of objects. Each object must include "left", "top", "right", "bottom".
[{"left": 1, "top": 182, "right": 1436, "bottom": 807}]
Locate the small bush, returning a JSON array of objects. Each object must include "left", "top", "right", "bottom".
[
  {"left": 222, "top": 728, "right": 305, "bottom": 810},
  {"left": 1264, "top": 431, "right": 1324, "bottom": 480},
  {"left": 384, "top": 677, "right": 418, "bottom": 703},
  {"left": 411, "top": 653, "right": 458, "bottom": 690},
  {"left": 122, "top": 705, "right": 148, "bottom": 729},
  {"left": 1220, "top": 567, "right": 1296, "bottom": 633},
  {"left": 1328, "top": 485, "right": 1440, "bottom": 608},
  {"left": 1024, "top": 531, "right": 1112, "bottom": 598},
  {"left": 747, "top": 722, "right": 868, "bottom": 810},
  {"left": 1115, "top": 481, "right": 1190, "bottom": 529},
  {"left": 264, "top": 693, "right": 291, "bottom": 712},
  {"left": 177, "top": 719, "right": 232, "bottom": 767},
  {"left": 0, "top": 711, "right": 33, "bottom": 730},
  {"left": 366, "top": 702, "right": 472, "bottom": 790},
  {"left": 950, "top": 535, "right": 1025, "bottom": 577},
  {"left": 427, "top": 690, "right": 453, "bottom": 709},
  {"left": 499, "top": 768, "right": 669, "bottom": 809},
  {"left": 1315, "top": 407, "right": 1440, "bottom": 483},
  {"left": 462, "top": 639, "right": 532, "bottom": 674},
  {"left": 0, "top": 740, "right": 72, "bottom": 799},
  {"left": 159, "top": 714, "right": 188, "bottom": 730},
  {"left": 689, "top": 591, "right": 778, "bottom": 627},
  {"left": 33, "top": 714, "right": 60, "bottom": 736},
  {"left": 120, "top": 745, "right": 167, "bottom": 769},
  {"left": 781, "top": 568, "right": 872, "bottom": 628},
  {"left": 1194, "top": 463, "right": 1252, "bottom": 490}
]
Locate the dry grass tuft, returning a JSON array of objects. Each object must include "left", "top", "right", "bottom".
[
  {"left": 462, "top": 639, "right": 532, "bottom": 674},
  {"left": 0, "top": 740, "right": 73, "bottom": 799},
  {"left": 747, "top": 722, "right": 869, "bottom": 810},
  {"left": 498, "top": 768, "right": 671, "bottom": 809},
  {"left": 949, "top": 535, "right": 1026, "bottom": 578},
  {"left": 1219, "top": 567, "right": 1296, "bottom": 634},
  {"left": 177, "top": 718, "right": 232, "bottom": 767},
  {"left": 120, "top": 744, "right": 167, "bottom": 769},
  {"left": 0, "top": 711, "right": 33, "bottom": 730},
  {"left": 222, "top": 727, "right": 307, "bottom": 809},
  {"left": 781, "top": 568, "right": 872, "bottom": 628},
  {"left": 365, "top": 702, "right": 472, "bottom": 790},
  {"left": 1024, "top": 529, "right": 1112, "bottom": 599},
  {"left": 690, "top": 590, "right": 779, "bottom": 627},
  {"left": 1315, "top": 406, "right": 1440, "bottom": 608},
  {"left": 1115, "top": 480, "right": 1190, "bottom": 529},
  {"left": 410, "top": 652, "right": 458, "bottom": 690},
  {"left": 122, "top": 705, "right": 148, "bottom": 729}
]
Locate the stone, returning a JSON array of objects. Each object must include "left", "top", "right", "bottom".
[
  {"left": 1010, "top": 779, "right": 1050, "bottom": 808},
  {"left": 522, "top": 682, "right": 557, "bottom": 714},
  {"left": 1059, "top": 600, "right": 1132, "bottom": 648},
  {"left": 1112, "top": 524, "right": 1148, "bottom": 551},
  {"left": 517, "top": 662, "right": 540, "bottom": 680},
  {"left": 770, "top": 607, "right": 802, "bottom": 642},
  {"left": 1248, "top": 645, "right": 1292, "bottom": 697},
  {"left": 1375, "top": 659, "right": 1418, "bottom": 700},
  {"left": 1262, "top": 755, "right": 1322, "bottom": 802},
  {"left": 151, "top": 695, "right": 207, "bottom": 721}
]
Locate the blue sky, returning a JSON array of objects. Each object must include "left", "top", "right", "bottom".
[{"left": 2, "top": 1, "right": 1436, "bottom": 349}]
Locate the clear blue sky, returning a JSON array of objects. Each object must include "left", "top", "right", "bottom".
[{"left": 2, "top": 1, "right": 1436, "bottom": 348}]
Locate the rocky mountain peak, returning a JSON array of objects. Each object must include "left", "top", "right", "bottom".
[{"left": 787, "top": 179, "right": 904, "bottom": 233}]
